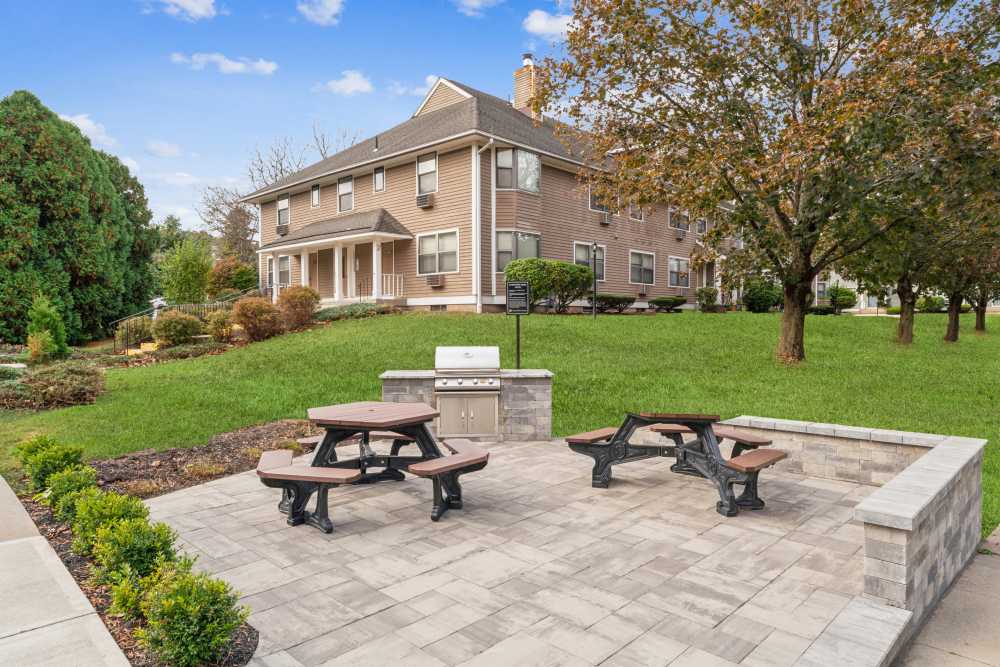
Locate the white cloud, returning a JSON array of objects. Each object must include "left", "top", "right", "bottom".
[
  {"left": 314, "top": 70, "right": 374, "bottom": 96},
  {"left": 170, "top": 52, "right": 278, "bottom": 76},
  {"left": 121, "top": 157, "right": 141, "bottom": 173},
  {"left": 159, "top": 204, "right": 200, "bottom": 228},
  {"left": 455, "top": 0, "right": 503, "bottom": 17},
  {"left": 159, "top": 0, "right": 217, "bottom": 21},
  {"left": 146, "top": 139, "right": 183, "bottom": 158},
  {"left": 523, "top": 9, "right": 571, "bottom": 38},
  {"left": 151, "top": 172, "right": 200, "bottom": 187},
  {"left": 388, "top": 75, "right": 439, "bottom": 97},
  {"left": 58, "top": 113, "right": 117, "bottom": 148},
  {"left": 297, "top": 0, "right": 344, "bottom": 26}
]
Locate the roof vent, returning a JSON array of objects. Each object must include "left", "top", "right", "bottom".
[{"left": 373, "top": 134, "right": 379, "bottom": 152}]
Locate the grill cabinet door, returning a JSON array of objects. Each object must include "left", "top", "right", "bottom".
[
  {"left": 437, "top": 395, "right": 467, "bottom": 435},
  {"left": 466, "top": 395, "right": 498, "bottom": 435}
]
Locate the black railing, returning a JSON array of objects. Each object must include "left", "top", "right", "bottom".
[{"left": 111, "top": 288, "right": 260, "bottom": 355}]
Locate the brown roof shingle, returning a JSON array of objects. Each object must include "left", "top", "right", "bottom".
[{"left": 258, "top": 208, "right": 411, "bottom": 251}]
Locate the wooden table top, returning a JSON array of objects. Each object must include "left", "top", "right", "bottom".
[{"left": 308, "top": 401, "right": 439, "bottom": 429}]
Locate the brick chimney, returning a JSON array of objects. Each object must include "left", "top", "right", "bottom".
[{"left": 513, "top": 53, "right": 540, "bottom": 120}]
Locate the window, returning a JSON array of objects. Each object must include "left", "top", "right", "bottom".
[
  {"left": 630, "top": 251, "right": 655, "bottom": 285},
  {"left": 495, "top": 148, "right": 540, "bottom": 192},
  {"left": 278, "top": 256, "right": 290, "bottom": 287},
  {"left": 629, "top": 203, "right": 644, "bottom": 221},
  {"left": 373, "top": 166, "right": 385, "bottom": 192},
  {"left": 696, "top": 218, "right": 708, "bottom": 234},
  {"left": 817, "top": 282, "right": 828, "bottom": 299},
  {"left": 417, "top": 230, "right": 458, "bottom": 275},
  {"left": 668, "top": 257, "right": 690, "bottom": 287},
  {"left": 495, "top": 231, "right": 540, "bottom": 271},
  {"left": 496, "top": 148, "right": 514, "bottom": 189},
  {"left": 266, "top": 257, "right": 274, "bottom": 287},
  {"left": 574, "top": 242, "right": 605, "bottom": 281},
  {"left": 589, "top": 185, "right": 609, "bottom": 213},
  {"left": 277, "top": 195, "right": 289, "bottom": 226},
  {"left": 417, "top": 153, "right": 437, "bottom": 195},
  {"left": 311, "top": 185, "right": 320, "bottom": 207},
  {"left": 669, "top": 208, "right": 690, "bottom": 231},
  {"left": 337, "top": 176, "right": 353, "bottom": 212}
]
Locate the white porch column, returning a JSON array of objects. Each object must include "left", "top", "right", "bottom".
[
  {"left": 300, "top": 252, "right": 310, "bottom": 287},
  {"left": 333, "top": 246, "right": 343, "bottom": 301},
  {"left": 347, "top": 246, "right": 356, "bottom": 298},
  {"left": 372, "top": 242, "right": 382, "bottom": 299},
  {"left": 271, "top": 251, "right": 280, "bottom": 304}
]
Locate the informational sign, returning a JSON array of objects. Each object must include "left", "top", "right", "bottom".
[{"left": 506, "top": 281, "right": 530, "bottom": 315}]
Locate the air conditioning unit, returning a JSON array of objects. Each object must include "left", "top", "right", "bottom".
[
  {"left": 674, "top": 228, "right": 687, "bottom": 241},
  {"left": 425, "top": 274, "right": 444, "bottom": 288},
  {"left": 600, "top": 212, "right": 611, "bottom": 226},
  {"left": 276, "top": 224, "right": 289, "bottom": 236},
  {"left": 416, "top": 193, "right": 435, "bottom": 209}
]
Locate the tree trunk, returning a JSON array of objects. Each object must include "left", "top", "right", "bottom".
[
  {"left": 896, "top": 278, "right": 917, "bottom": 345},
  {"left": 776, "top": 282, "right": 811, "bottom": 363},
  {"left": 975, "top": 298, "right": 988, "bottom": 332},
  {"left": 944, "top": 292, "right": 963, "bottom": 342}
]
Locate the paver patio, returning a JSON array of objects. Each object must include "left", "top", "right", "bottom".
[{"left": 147, "top": 438, "right": 876, "bottom": 666}]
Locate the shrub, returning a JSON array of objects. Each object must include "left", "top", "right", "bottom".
[
  {"left": 695, "top": 288, "right": 719, "bottom": 312},
  {"left": 886, "top": 306, "right": 902, "bottom": 315},
  {"left": 589, "top": 293, "right": 636, "bottom": 313},
  {"left": 917, "top": 295, "right": 946, "bottom": 312},
  {"left": 43, "top": 465, "right": 97, "bottom": 509},
  {"left": 205, "top": 310, "right": 233, "bottom": 343},
  {"left": 504, "top": 259, "right": 551, "bottom": 308},
  {"left": 314, "top": 303, "right": 398, "bottom": 321},
  {"left": 960, "top": 303, "right": 972, "bottom": 314},
  {"left": 56, "top": 486, "right": 102, "bottom": 523},
  {"left": 546, "top": 261, "right": 593, "bottom": 312},
  {"left": 114, "top": 316, "right": 153, "bottom": 349},
  {"left": 137, "top": 564, "right": 249, "bottom": 667},
  {"left": 149, "top": 341, "right": 227, "bottom": 362},
  {"left": 72, "top": 491, "right": 149, "bottom": 555},
  {"left": 208, "top": 257, "right": 257, "bottom": 297},
  {"left": 278, "top": 285, "right": 321, "bottom": 329},
  {"left": 152, "top": 311, "right": 202, "bottom": 347},
  {"left": 14, "top": 434, "right": 59, "bottom": 466},
  {"left": 743, "top": 278, "right": 783, "bottom": 313},
  {"left": 24, "top": 444, "right": 84, "bottom": 491},
  {"left": 808, "top": 305, "right": 837, "bottom": 315},
  {"left": 0, "top": 366, "right": 20, "bottom": 382},
  {"left": 27, "top": 330, "right": 58, "bottom": 364},
  {"left": 111, "top": 556, "right": 194, "bottom": 621},
  {"left": 232, "top": 297, "right": 283, "bottom": 342},
  {"left": 648, "top": 296, "right": 688, "bottom": 313},
  {"left": 93, "top": 518, "right": 177, "bottom": 583},
  {"left": 27, "top": 295, "right": 69, "bottom": 359},
  {"left": 21, "top": 361, "right": 104, "bottom": 408},
  {"left": 159, "top": 238, "right": 213, "bottom": 304},
  {"left": 827, "top": 285, "right": 858, "bottom": 312}
]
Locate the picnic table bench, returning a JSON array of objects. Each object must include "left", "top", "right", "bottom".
[
  {"left": 258, "top": 402, "right": 488, "bottom": 532},
  {"left": 565, "top": 413, "right": 786, "bottom": 516}
]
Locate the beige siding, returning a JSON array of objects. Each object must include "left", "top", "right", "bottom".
[
  {"left": 417, "top": 83, "right": 467, "bottom": 115},
  {"left": 480, "top": 150, "right": 492, "bottom": 297}
]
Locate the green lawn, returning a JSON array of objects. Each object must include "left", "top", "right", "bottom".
[{"left": 2, "top": 311, "right": 997, "bottom": 534}]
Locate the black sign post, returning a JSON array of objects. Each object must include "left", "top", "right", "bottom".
[
  {"left": 592, "top": 240, "right": 599, "bottom": 320},
  {"left": 506, "top": 281, "right": 530, "bottom": 369}
]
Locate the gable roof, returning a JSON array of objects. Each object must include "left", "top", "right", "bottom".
[
  {"left": 258, "top": 208, "right": 411, "bottom": 252},
  {"left": 244, "top": 78, "right": 588, "bottom": 202}
]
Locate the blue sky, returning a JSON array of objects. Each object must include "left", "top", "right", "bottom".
[{"left": 0, "top": 1, "right": 571, "bottom": 229}]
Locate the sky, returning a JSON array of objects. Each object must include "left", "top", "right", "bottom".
[{"left": 0, "top": 0, "right": 572, "bottom": 230}]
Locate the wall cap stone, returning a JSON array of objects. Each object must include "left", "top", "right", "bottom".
[
  {"left": 380, "top": 369, "right": 553, "bottom": 380},
  {"left": 855, "top": 436, "right": 987, "bottom": 531},
  {"left": 722, "top": 415, "right": 948, "bottom": 448}
]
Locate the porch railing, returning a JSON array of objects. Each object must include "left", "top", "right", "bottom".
[{"left": 348, "top": 274, "right": 405, "bottom": 301}]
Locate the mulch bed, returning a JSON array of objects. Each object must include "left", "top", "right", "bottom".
[
  {"left": 93, "top": 420, "right": 321, "bottom": 498},
  {"left": 22, "top": 497, "right": 259, "bottom": 666}
]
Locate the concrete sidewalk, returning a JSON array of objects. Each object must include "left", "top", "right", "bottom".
[
  {"left": 899, "top": 548, "right": 1000, "bottom": 666},
  {"left": 0, "top": 477, "right": 128, "bottom": 666}
]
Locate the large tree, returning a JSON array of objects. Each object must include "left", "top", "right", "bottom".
[
  {"left": 199, "top": 186, "right": 258, "bottom": 264},
  {"left": 968, "top": 249, "right": 1000, "bottom": 333},
  {"left": 537, "top": 0, "right": 1000, "bottom": 361},
  {"left": 0, "top": 91, "right": 157, "bottom": 343}
]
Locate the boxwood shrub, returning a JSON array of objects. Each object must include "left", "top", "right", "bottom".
[
  {"left": 93, "top": 518, "right": 177, "bottom": 583},
  {"left": 43, "top": 465, "right": 97, "bottom": 508},
  {"left": 649, "top": 295, "right": 688, "bottom": 313},
  {"left": 589, "top": 293, "right": 637, "bottom": 313},
  {"left": 743, "top": 278, "right": 783, "bottom": 313},
  {"left": 72, "top": 491, "right": 149, "bottom": 555},
  {"left": 152, "top": 311, "right": 203, "bottom": 347},
  {"left": 25, "top": 444, "right": 84, "bottom": 491}
]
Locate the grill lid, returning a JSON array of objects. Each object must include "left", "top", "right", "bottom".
[{"left": 435, "top": 346, "right": 500, "bottom": 372}]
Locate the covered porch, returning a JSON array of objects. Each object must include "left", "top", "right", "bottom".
[{"left": 259, "top": 209, "right": 412, "bottom": 307}]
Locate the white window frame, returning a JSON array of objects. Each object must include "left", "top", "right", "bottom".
[
  {"left": 337, "top": 176, "right": 354, "bottom": 213},
  {"left": 373, "top": 166, "right": 386, "bottom": 193},
  {"left": 817, "top": 281, "right": 828, "bottom": 299},
  {"left": 266, "top": 257, "right": 274, "bottom": 287},
  {"left": 588, "top": 184, "right": 610, "bottom": 214},
  {"left": 696, "top": 218, "right": 708, "bottom": 234},
  {"left": 573, "top": 242, "right": 606, "bottom": 282},
  {"left": 415, "top": 228, "right": 460, "bottom": 276},
  {"left": 495, "top": 229, "right": 541, "bottom": 273},
  {"left": 668, "top": 207, "right": 690, "bottom": 231},
  {"left": 629, "top": 250, "right": 656, "bottom": 286},
  {"left": 668, "top": 255, "right": 691, "bottom": 288},
  {"left": 628, "top": 203, "right": 644, "bottom": 221},
  {"left": 495, "top": 148, "right": 515, "bottom": 190},
  {"left": 277, "top": 195, "right": 290, "bottom": 226},
  {"left": 310, "top": 184, "right": 321, "bottom": 208},
  {"left": 277, "top": 255, "right": 291, "bottom": 288},
  {"left": 416, "top": 152, "right": 438, "bottom": 195}
]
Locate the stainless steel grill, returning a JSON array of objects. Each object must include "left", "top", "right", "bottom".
[{"left": 433, "top": 346, "right": 501, "bottom": 392}]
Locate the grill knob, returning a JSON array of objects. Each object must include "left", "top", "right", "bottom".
[
  {"left": 441, "top": 379, "right": 448, "bottom": 386},
  {"left": 458, "top": 379, "right": 464, "bottom": 385},
  {"left": 473, "top": 378, "right": 479, "bottom": 385}
]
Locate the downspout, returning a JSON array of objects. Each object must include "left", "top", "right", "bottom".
[
  {"left": 489, "top": 143, "right": 497, "bottom": 297},
  {"left": 475, "top": 139, "right": 494, "bottom": 312}
]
